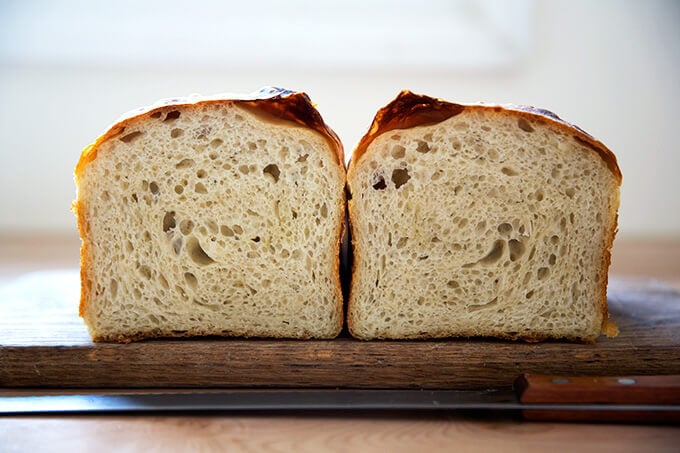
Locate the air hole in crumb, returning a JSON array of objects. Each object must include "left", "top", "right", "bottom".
[
  {"left": 478, "top": 240, "right": 505, "bottom": 265},
  {"left": 210, "top": 138, "right": 223, "bottom": 148},
  {"left": 239, "top": 165, "right": 250, "bottom": 175},
  {"left": 197, "top": 169, "right": 207, "bottom": 178},
  {"left": 175, "top": 158, "right": 195, "bottom": 169},
  {"left": 447, "top": 280, "right": 459, "bottom": 288},
  {"left": 508, "top": 239, "right": 525, "bottom": 261},
  {"left": 566, "top": 188, "right": 576, "bottom": 198},
  {"left": 110, "top": 279, "right": 118, "bottom": 298},
  {"left": 119, "top": 131, "right": 143, "bottom": 143},
  {"left": 501, "top": 167, "right": 518, "bottom": 176},
  {"left": 549, "top": 254, "right": 557, "bottom": 265},
  {"left": 186, "top": 236, "right": 215, "bottom": 265},
  {"left": 184, "top": 272, "right": 198, "bottom": 290},
  {"left": 391, "top": 168, "right": 411, "bottom": 189},
  {"left": 172, "top": 237, "right": 183, "bottom": 255},
  {"left": 538, "top": 267, "right": 550, "bottom": 280},
  {"left": 526, "top": 290, "right": 535, "bottom": 299},
  {"left": 170, "top": 128, "right": 184, "bottom": 138},
  {"left": 372, "top": 175, "right": 387, "bottom": 190},
  {"left": 149, "top": 182, "right": 159, "bottom": 195},
  {"left": 164, "top": 110, "right": 180, "bottom": 121},
  {"left": 498, "top": 223, "right": 513, "bottom": 234},
  {"left": 194, "top": 183, "right": 207, "bottom": 194},
  {"left": 518, "top": 118, "right": 534, "bottom": 132},
  {"left": 174, "top": 185, "right": 184, "bottom": 194},
  {"left": 416, "top": 140, "right": 430, "bottom": 153},
  {"left": 138, "top": 265, "right": 152, "bottom": 280},
  {"left": 221, "top": 225, "right": 234, "bottom": 237},
  {"left": 162, "top": 211, "right": 176, "bottom": 232},
  {"left": 396, "top": 237, "right": 408, "bottom": 249},
  {"left": 391, "top": 145, "right": 406, "bottom": 159},
  {"left": 263, "top": 164, "right": 280, "bottom": 182},
  {"left": 233, "top": 224, "right": 243, "bottom": 235},
  {"left": 535, "top": 189, "right": 544, "bottom": 201},
  {"left": 320, "top": 203, "right": 328, "bottom": 218},
  {"left": 468, "top": 297, "right": 498, "bottom": 313},
  {"left": 150, "top": 111, "right": 162, "bottom": 119},
  {"left": 251, "top": 236, "right": 260, "bottom": 243},
  {"left": 179, "top": 219, "right": 195, "bottom": 235}
]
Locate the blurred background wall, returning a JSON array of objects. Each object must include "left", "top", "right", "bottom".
[{"left": 0, "top": 0, "right": 678, "bottom": 238}]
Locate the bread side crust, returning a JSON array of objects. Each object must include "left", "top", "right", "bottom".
[
  {"left": 74, "top": 87, "right": 345, "bottom": 341},
  {"left": 347, "top": 90, "right": 622, "bottom": 342}
]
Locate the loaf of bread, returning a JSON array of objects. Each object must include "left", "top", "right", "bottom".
[
  {"left": 346, "top": 91, "right": 621, "bottom": 342},
  {"left": 74, "top": 87, "right": 346, "bottom": 342}
]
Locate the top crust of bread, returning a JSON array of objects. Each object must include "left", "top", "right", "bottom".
[
  {"left": 76, "top": 87, "right": 344, "bottom": 179},
  {"left": 74, "top": 87, "right": 346, "bottom": 340},
  {"left": 351, "top": 90, "right": 621, "bottom": 183},
  {"left": 347, "top": 91, "right": 621, "bottom": 342}
]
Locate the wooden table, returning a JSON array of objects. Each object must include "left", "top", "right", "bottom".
[{"left": 1, "top": 234, "right": 679, "bottom": 451}]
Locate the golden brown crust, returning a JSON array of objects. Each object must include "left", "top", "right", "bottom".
[
  {"left": 74, "top": 87, "right": 345, "bottom": 341},
  {"left": 350, "top": 90, "right": 622, "bottom": 184}
]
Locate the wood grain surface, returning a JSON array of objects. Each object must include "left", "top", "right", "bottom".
[{"left": 1, "top": 271, "right": 679, "bottom": 389}]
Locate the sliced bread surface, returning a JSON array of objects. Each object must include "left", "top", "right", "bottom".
[
  {"left": 74, "top": 88, "right": 346, "bottom": 342},
  {"left": 347, "top": 91, "right": 621, "bottom": 342}
]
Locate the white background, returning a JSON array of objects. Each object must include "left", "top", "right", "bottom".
[{"left": 0, "top": 0, "right": 678, "bottom": 238}]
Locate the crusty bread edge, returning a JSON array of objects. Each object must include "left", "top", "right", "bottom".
[
  {"left": 73, "top": 87, "right": 346, "bottom": 341},
  {"left": 349, "top": 90, "right": 621, "bottom": 183},
  {"left": 347, "top": 90, "right": 622, "bottom": 343}
]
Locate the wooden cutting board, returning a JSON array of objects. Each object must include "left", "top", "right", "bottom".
[{"left": 1, "top": 270, "right": 679, "bottom": 390}]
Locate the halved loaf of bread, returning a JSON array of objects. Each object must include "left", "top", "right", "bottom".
[
  {"left": 347, "top": 91, "right": 621, "bottom": 342},
  {"left": 74, "top": 87, "right": 346, "bottom": 342}
]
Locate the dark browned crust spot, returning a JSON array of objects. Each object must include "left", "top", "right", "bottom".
[{"left": 351, "top": 90, "right": 465, "bottom": 166}]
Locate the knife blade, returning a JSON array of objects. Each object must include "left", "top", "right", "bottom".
[{"left": 1, "top": 374, "right": 678, "bottom": 423}]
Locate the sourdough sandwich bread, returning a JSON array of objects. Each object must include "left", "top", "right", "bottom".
[
  {"left": 74, "top": 88, "right": 346, "bottom": 342},
  {"left": 347, "top": 91, "right": 621, "bottom": 342}
]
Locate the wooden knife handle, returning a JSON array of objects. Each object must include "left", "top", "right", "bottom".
[
  {"left": 515, "top": 373, "right": 680, "bottom": 424},
  {"left": 516, "top": 373, "right": 680, "bottom": 405}
]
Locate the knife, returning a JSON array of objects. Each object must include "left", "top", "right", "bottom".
[{"left": 1, "top": 374, "right": 679, "bottom": 423}]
